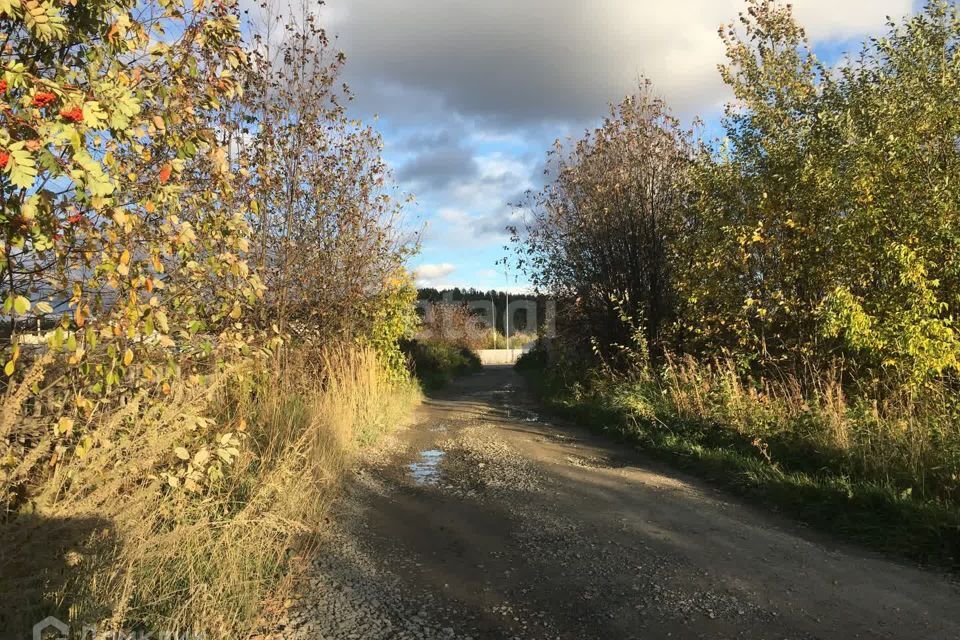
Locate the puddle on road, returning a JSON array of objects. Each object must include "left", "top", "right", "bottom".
[
  {"left": 483, "top": 387, "right": 517, "bottom": 400},
  {"left": 409, "top": 449, "right": 445, "bottom": 485},
  {"left": 505, "top": 408, "right": 541, "bottom": 422}
]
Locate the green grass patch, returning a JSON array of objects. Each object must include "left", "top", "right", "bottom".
[
  {"left": 402, "top": 339, "right": 482, "bottom": 390},
  {"left": 520, "top": 365, "right": 960, "bottom": 569}
]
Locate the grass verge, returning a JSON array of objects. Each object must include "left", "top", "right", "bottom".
[
  {"left": 0, "top": 345, "right": 420, "bottom": 638},
  {"left": 518, "top": 358, "right": 960, "bottom": 570}
]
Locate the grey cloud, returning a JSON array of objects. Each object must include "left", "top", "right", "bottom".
[
  {"left": 397, "top": 145, "right": 479, "bottom": 190},
  {"left": 321, "top": 0, "right": 911, "bottom": 126},
  {"left": 401, "top": 129, "right": 462, "bottom": 151},
  {"left": 471, "top": 207, "right": 524, "bottom": 238}
]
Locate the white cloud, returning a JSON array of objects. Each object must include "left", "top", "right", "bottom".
[
  {"left": 501, "top": 285, "right": 535, "bottom": 296},
  {"left": 438, "top": 208, "right": 470, "bottom": 224},
  {"left": 414, "top": 262, "right": 457, "bottom": 286},
  {"left": 448, "top": 152, "right": 534, "bottom": 213}
]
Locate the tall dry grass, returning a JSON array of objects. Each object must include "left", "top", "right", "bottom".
[
  {"left": 0, "top": 345, "right": 419, "bottom": 638},
  {"left": 475, "top": 329, "right": 537, "bottom": 350},
  {"left": 610, "top": 355, "right": 960, "bottom": 502}
]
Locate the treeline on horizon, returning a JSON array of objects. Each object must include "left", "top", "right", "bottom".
[
  {"left": 417, "top": 287, "right": 551, "bottom": 334},
  {"left": 513, "top": 0, "right": 960, "bottom": 563}
]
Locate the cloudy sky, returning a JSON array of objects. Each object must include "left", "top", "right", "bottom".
[{"left": 316, "top": 0, "right": 915, "bottom": 291}]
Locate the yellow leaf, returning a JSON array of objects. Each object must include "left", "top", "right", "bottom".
[
  {"left": 174, "top": 446, "right": 190, "bottom": 461},
  {"left": 57, "top": 417, "right": 75, "bottom": 435},
  {"left": 67, "top": 345, "right": 85, "bottom": 365},
  {"left": 123, "top": 348, "right": 133, "bottom": 366},
  {"left": 13, "top": 295, "right": 29, "bottom": 315}
]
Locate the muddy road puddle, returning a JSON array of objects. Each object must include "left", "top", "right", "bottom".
[{"left": 408, "top": 448, "right": 446, "bottom": 485}]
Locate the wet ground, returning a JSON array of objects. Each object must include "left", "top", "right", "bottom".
[{"left": 272, "top": 366, "right": 960, "bottom": 640}]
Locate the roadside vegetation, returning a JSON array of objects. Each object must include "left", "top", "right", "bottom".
[
  {"left": 0, "top": 0, "right": 421, "bottom": 637},
  {"left": 404, "top": 303, "right": 482, "bottom": 390},
  {"left": 513, "top": 0, "right": 960, "bottom": 567},
  {"left": 402, "top": 339, "right": 481, "bottom": 390}
]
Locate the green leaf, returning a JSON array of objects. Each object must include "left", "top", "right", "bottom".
[
  {"left": 0, "top": 0, "right": 20, "bottom": 17},
  {"left": 5, "top": 142, "right": 38, "bottom": 190},
  {"left": 13, "top": 295, "right": 29, "bottom": 315},
  {"left": 105, "top": 89, "right": 141, "bottom": 132},
  {"left": 22, "top": 0, "right": 67, "bottom": 42},
  {"left": 72, "top": 149, "right": 115, "bottom": 197},
  {"left": 82, "top": 101, "right": 108, "bottom": 128}
]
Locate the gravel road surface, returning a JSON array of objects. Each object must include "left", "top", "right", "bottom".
[{"left": 273, "top": 366, "right": 960, "bottom": 640}]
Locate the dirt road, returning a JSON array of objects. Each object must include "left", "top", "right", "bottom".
[{"left": 276, "top": 366, "right": 960, "bottom": 640}]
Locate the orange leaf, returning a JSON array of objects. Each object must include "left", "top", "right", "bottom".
[{"left": 159, "top": 164, "right": 172, "bottom": 184}]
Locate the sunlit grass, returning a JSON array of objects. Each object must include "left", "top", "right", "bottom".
[{"left": 0, "top": 345, "right": 420, "bottom": 638}]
